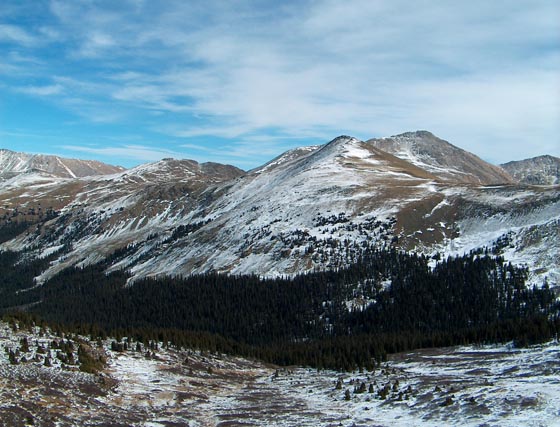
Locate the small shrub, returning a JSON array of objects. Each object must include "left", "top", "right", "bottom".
[{"left": 78, "top": 344, "right": 106, "bottom": 374}]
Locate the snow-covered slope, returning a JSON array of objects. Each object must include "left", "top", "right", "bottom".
[
  {"left": 0, "top": 158, "right": 244, "bottom": 281},
  {"left": 426, "top": 186, "right": 560, "bottom": 286},
  {"left": 3, "top": 320, "right": 559, "bottom": 427},
  {"left": 126, "top": 136, "right": 442, "bottom": 279},
  {"left": 0, "top": 148, "right": 125, "bottom": 179},
  {"left": 501, "top": 155, "right": 560, "bottom": 185},
  {"left": 367, "top": 131, "right": 514, "bottom": 185},
  {"left": 0, "top": 133, "right": 558, "bottom": 287}
]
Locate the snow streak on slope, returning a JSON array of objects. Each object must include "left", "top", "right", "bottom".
[
  {"left": 368, "top": 131, "right": 514, "bottom": 185},
  {"left": 501, "top": 155, "right": 560, "bottom": 186},
  {"left": 0, "top": 148, "right": 124, "bottom": 179}
]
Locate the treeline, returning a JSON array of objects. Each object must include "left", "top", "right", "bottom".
[{"left": 0, "top": 248, "right": 558, "bottom": 370}]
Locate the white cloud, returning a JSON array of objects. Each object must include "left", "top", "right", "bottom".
[
  {"left": 19, "top": 84, "right": 64, "bottom": 96},
  {"left": 180, "top": 143, "right": 214, "bottom": 152},
  {"left": 179, "top": 139, "right": 298, "bottom": 170},
  {"left": 102, "top": 0, "right": 557, "bottom": 162},
  {"left": 61, "top": 144, "right": 183, "bottom": 163},
  {"left": 0, "top": 24, "right": 38, "bottom": 46},
  {"left": 112, "top": 84, "right": 191, "bottom": 112},
  {"left": 3, "top": 0, "right": 559, "bottom": 166},
  {"left": 78, "top": 31, "right": 117, "bottom": 58}
]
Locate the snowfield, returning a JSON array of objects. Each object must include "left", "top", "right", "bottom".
[{"left": 1, "top": 321, "right": 559, "bottom": 426}]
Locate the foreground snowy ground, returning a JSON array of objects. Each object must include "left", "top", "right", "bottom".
[{"left": 1, "top": 321, "right": 559, "bottom": 426}]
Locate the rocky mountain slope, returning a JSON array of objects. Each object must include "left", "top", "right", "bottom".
[
  {"left": 367, "top": 131, "right": 514, "bottom": 185},
  {"left": 0, "top": 148, "right": 125, "bottom": 180},
  {"left": 0, "top": 157, "right": 245, "bottom": 280},
  {"left": 501, "top": 155, "right": 560, "bottom": 185},
  {"left": 0, "top": 133, "right": 558, "bottom": 287}
]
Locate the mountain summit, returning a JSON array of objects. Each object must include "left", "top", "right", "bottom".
[
  {"left": 501, "top": 155, "right": 560, "bottom": 186},
  {"left": 367, "top": 131, "right": 514, "bottom": 185}
]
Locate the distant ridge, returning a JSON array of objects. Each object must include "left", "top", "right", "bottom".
[
  {"left": 0, "top": 148, "right": 125, "bottom": 179},
  {"left": 501, "top": 155, "right": 560, "bottom": 186},
  {"left": 367, "top": 131, "right": 514, "bottom": 185}
]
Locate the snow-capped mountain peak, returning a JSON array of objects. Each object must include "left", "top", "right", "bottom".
[
  {"left": 0, "top": 133, "right": 557, "bottom": 287},
  {"left": 0, "top": 148, "right": 125, "bottom": 180},
  {"left": 367, "top": 131, "right": 514, "bottom": 185}
]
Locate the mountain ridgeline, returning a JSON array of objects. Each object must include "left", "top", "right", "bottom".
[
  {"left": 501, "top": 155, "right": 560, "bottom": 186},
  {"left": 367, "top": 131, "right": 515, "bottom": 185},
  {"left": 0, "top": 131, "right": 559, "bottom": 369},
  {"left": 0, "top": 148, "right": 125, "bottom": 179},
  {"left": 0, "top": 131, "right": 558, "bottom": 286}
]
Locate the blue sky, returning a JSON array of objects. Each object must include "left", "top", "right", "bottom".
[{"left": 1, "top": 0, "right": 559, "bottom": 170}]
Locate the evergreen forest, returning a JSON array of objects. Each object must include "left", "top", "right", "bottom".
[{"left": 0, "top": 246, "right": 558, "bottom": 371}]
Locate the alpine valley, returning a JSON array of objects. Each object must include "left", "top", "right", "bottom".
[
  {"left": 1, "top": 131, "right": 560, "bottom": 426},
  {"left": 0, "top": 131, "right": 558, "bottom": 286}
]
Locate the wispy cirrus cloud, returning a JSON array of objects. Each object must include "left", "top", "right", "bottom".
[
  {"left": 1, "top": 0, "right": 558, "bottom": 168},
  {"left": 18, "top": 84, "right": 64, "bottom": 96},
  {"left": 60, "top": 144, "right": 184, "bottom": 164},
  {"left": 0, "top": 24, "right": 39, "bottom": 46},
  {"left": 180, "top": 138, "right": 304, "bottom": 170}
]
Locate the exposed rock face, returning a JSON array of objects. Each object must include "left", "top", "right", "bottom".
[
  {"left": 501, "top": 155, "right": 560, "bottom": 185},
  {"left": 367, "top": 131, "right": 514, "bottom": 185}
]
